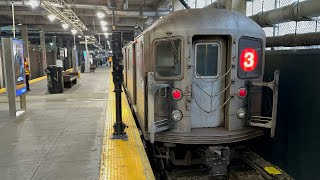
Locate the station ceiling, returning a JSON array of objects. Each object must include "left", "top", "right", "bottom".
[{"left": 0, "top": 0, "right": 172, "bottom": 35}]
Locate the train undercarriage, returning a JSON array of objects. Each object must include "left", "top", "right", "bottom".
[{"left": 147, "top": 142, "right": 292, "bottom": 180}]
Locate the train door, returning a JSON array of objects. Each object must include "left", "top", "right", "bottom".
[
  {"left": 122, "top": 48, "right": 127, "bottom": 88},
  {"left": 135, "top": 40, "right": 145, "bottom": 129},
  {"left": 147, "top": 37, "right": 182, "bottom": 142},
  {"left": 127, "top": 43, "right": 137, "bottom": 105},
  {"left": 191, "top": 36, "right": 227, "bottom": 128}
]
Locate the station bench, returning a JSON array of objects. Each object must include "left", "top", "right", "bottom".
[{"left": 63, "top": 72, "right": 78, "bottom": 88}]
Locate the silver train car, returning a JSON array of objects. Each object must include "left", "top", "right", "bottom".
[{"left": 122, "top": 8, "right": 279, "bottom": 175}]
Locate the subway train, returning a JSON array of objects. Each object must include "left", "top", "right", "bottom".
[{"left": 122, "top": 7, "right": 279, "bottom": 176}]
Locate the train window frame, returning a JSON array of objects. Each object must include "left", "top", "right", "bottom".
[
  {"left": 237, "top": 36, "right": 263, "bottom": 79},
  {"left": 194, "top": 42, "right": 221, "bottom": 79},
  {"left": 153, "top": 36, "right": 184, "bottom": 80}
]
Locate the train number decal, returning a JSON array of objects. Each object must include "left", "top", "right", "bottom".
[{"left": 240, "top": 48, "right": 258, "bottom": 72}]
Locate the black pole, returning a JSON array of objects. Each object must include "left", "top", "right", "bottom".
[
  {"left": 111, "top": 32, "right": 127, "bottom": 140},
  {"left": 179, "top": 0, "right": 191, "bottom": 9}
]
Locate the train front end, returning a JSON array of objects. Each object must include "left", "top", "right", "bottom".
[{"left": 144, "top": 8, "right": 279, "bottom": 176}]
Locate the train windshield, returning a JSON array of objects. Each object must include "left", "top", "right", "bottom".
[
  {"left": 155, "top": 39, "right": 181, "bottom": 78},
  {"left": 195, "top": 42, "right": 219, "bottom": 77}
]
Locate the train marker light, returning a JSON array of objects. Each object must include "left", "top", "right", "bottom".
[
  {"left": 237, "top": 108, "right": 247, "bottom": 119},
  {"left": 172, "top": 110, "right": 183, "bottom": 121},
  {"left": 238, "top": 88, "right": 247, "bottom": 98},
  {"left": 172, "top": 89, "right": 183, "bottom": 100},
  {"left": 240, "top": 48, "right": 258, "bottom": 72}
]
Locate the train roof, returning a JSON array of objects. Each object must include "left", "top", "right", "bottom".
[{"left": 143, "top": 8, "right": 265, "bottom": 40}]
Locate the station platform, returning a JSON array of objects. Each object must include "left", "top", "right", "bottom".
[
  {"left": 99, "top": 73, "right": 154, "bottom": 180},
  {"left": 0, "top": 66, "right": 153, "bottom": 180}
]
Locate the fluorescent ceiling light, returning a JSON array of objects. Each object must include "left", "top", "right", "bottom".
[
  {"left": 71, "top": 29, "right": 77, "bottom": 35},
  {"left": 62, "top": 23, "right": 69, "bottom": 29},
  {"left": 97, "top": 12, "right": 105, "bottom": 19},
  {"left": 27, "top": 0, "right": 39, "bottom": 9},
  {"left": 48, "top": 14, "right": 56, "bottom": 22},
  {"left": 102, "top": 26, "right": 108, "bottom": 32},
  {"left": 78, "top": 35, "right": 82, "bottom": 38},
  {"left": 100, "top": 21, "right": 107, "bottom": 26}
]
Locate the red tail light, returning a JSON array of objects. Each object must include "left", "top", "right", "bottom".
[
  {"left": 238, "top": 88, "right": 247, "bottom": 98},
  {"left": 172, "top": 89, "right": 183, "bottom": 100}
]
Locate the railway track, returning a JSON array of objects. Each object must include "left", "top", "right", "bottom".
[
  {"left": 125, "top": 86, "right": 292, "bottom": 180},
  {"left": 162, "top": 151, "right": 293, "bottom": 180}
]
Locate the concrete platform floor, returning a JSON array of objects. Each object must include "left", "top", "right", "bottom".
[{"left": 0, "top": 66, "right": 111, "bottom": 180}]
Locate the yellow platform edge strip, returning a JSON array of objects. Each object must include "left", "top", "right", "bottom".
[
  {"left": 99, "top": 74, "right": 155, "bottom": 180},
  {"left": 0, "top": 67, "right": 76, "bottom": 94}
]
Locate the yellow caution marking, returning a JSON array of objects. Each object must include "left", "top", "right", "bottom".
[
  {"left": 264, "top": 166, "right": 282, "bottom": 175},
  {"left": 99, "top": 74, "right": 154, "bottom": 180},
  {"left": 29, "top": 76, "right": 47, "bottom": 84},
  {"left": 0, "top": 88, "right": 5, "bottom": 94}
]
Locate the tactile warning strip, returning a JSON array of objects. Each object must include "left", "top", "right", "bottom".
[{"left": 99, "top": 77, "right": 154, "bottom": 180}]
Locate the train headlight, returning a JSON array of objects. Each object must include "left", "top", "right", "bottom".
[
  {"left": 172, "top": 110, "right": 183, "bottom": 121},
  {"left": 237, "top": 108, "right": 246, "bottom": 119}
]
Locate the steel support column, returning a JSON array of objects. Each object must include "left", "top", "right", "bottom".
[
  {"left": 52, "top": 36, "right": 57, "bottom": 64},
  {"left": 40, "top": 31, "right": 47, "bottom": 74},
  {"left": 21, "top": 25, "right": 30, "bottom": 77},
  {"left": 67, "top": 40, "right": 71, "bottom": 69}
]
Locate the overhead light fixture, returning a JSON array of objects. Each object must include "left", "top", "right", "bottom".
[
  {"left": 102, "top": 26, "right": 108, "bottom": 32},
  {"left": 48, "top": 14, "right": 56, "bottom": 22},
  {"left": 62, "top": 23, "right": 69, "bottom": 29},
  {"left": 17, "top": 22, "right": 22, "bottom": 26},
  {"left": 100, "top": 21, "right": 107, "bottom": 26},
  {"left": 27, "top": 0, "right": 39, "bottom": 9},
  {"left": 97, "top": 12, "right": 105, "bottom": 19},
  {"left": 71, "top": 29, "right": 77, "bottom": 35},
  {"left": 78, "top": 35, "right": 82, "bottom": 38}
]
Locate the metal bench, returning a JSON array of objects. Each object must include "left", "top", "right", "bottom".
[{"left": 63, "top": 75, "right": 77, "bottom": 88}]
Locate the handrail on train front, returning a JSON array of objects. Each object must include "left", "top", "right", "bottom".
[
  {"left": 147, "top": 72, "right": 171, "bottom": 143},
  {"left": 249, "top": 70, "right": 280, "bottom": 138}
]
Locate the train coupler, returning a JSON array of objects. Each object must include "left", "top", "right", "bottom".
[{"left": 204, "top": 146, "right": 230, "bottom": 176}]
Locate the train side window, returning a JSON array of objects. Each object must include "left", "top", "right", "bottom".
[
  {"left": 195, "top": 43, "right": 220, "bottom": 77},
  {"left": 155, "top": 39, "right": 181, "bottom": 78}
]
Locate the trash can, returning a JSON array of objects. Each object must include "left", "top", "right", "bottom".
[
  {"left": 81, "top": 61, "right": 85, "bottom": 73},
  {"left": 46, "top": 65, "right": 63, "bottom": 94}
]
